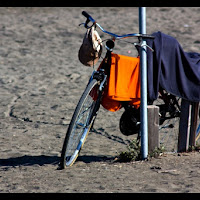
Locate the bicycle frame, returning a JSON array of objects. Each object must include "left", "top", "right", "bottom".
[{"left": 82, "top": 11, "right": 184, "bottom": 123}]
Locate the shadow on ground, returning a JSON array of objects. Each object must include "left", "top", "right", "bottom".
[
  {"left": 0, "top": 155, "right": 116, "bottom": 169},
  {"left": 77, "top": 155, "right": 116, "bottom": 163},
  {"left": 0, "top": 155, "right": 59, "bottom": 167}
]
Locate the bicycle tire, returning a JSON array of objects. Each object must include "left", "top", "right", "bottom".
[
  {"left": 195, "top": 108, "right": 200, "bottom": 143},
  {"left": 59, "top": 79, "right": 100, "bottom": 169},
  {"left": 196, "top": 124, "right": 200, "bottom": 142}
]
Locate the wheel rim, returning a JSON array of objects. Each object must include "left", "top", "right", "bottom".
[{"left": 64, "top": 83, "right": 98, "bottom": 166}]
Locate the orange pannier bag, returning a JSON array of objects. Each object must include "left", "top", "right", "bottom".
[{"left": 100, "top": 53, "right": 141, "bottom": 112}]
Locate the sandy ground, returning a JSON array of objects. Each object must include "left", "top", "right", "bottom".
[{"left": 0, "top": 7, "right": 200, "bottom": 193}]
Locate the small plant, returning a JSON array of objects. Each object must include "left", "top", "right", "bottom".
[
  {"left": 149, "top": 145, "right": 166, "bottom": 158},
  {"left": 188, "top": 144, "right": 200, "bottom": 152},
  {"left": 118, "top": 139, "right": 166, "bottom": 162},
  {"left": 188, "top": 145, "right": 196, "bottom": 152},
  {"left": 118, "top": 138, "right": 141, "bottom": 162}
]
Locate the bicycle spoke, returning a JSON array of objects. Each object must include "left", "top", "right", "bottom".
[
  {"left": 154, "top": 91, "right": 181, "bottom": 152},
  {"left": 59, "top": 79, "right": 100, "bottom": 168}
]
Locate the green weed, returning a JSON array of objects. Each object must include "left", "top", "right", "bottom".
[{"left": 118, "top": 139, "right": 166, "bottom": 162}]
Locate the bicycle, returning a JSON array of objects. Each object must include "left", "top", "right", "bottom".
[{"left": 58, "top": 11, "right": 199, "bottom": 169}]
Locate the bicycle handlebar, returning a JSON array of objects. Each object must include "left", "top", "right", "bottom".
[
  {"left": 81, "top": 11, "right": 155, "bottom": 40},
  {"left": 82, "top": 11, "right": 96, "bottom": 24}
]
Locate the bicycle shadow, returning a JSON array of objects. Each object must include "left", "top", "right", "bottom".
[
  {"left": 0, "top": 154, "right": 117, "bottom": 169},
  {"left": 77, "top": 155, "right": 115, "bottom": 164},
  {"left": 0, "top": 128, "right": 127, "bottom": 168},
  {"left": 91, "top": 128, "right": 131, "bottom": 146},
  {"left": 0, "top": 155, "right": 59, "bottom": 168}
]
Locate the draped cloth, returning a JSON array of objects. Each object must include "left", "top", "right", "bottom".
[
  {"left": 146, "top": 31, "right": 200, "bottom": 102},
  {"left": 100, "top": 53, "right": 140, "bottom": 112}
]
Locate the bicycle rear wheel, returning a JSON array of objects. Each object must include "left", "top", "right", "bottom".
[
  {"left": 59, "top": 79, "right": 100, "bottom": 169},
  {"left": 154, "top": 91, "right": 181, "bottom": 152},
  {"left": 196, "top": 124, "right": 200, "bottom": 142},
  {"left": 195, "top": 108, "right": 200, "bottom": 143}
]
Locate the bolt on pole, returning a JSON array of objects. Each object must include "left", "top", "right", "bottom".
[{"left": 139, "top": 7, "right": 148, "bottom": 159}]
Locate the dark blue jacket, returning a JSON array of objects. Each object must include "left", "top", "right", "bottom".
[{"left": 146, "top": 31, "right": 200, "bottom": 102}]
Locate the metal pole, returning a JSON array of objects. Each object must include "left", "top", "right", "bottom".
[{"left": 139, "top": 7, "right": 148, "bottom": 159}]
